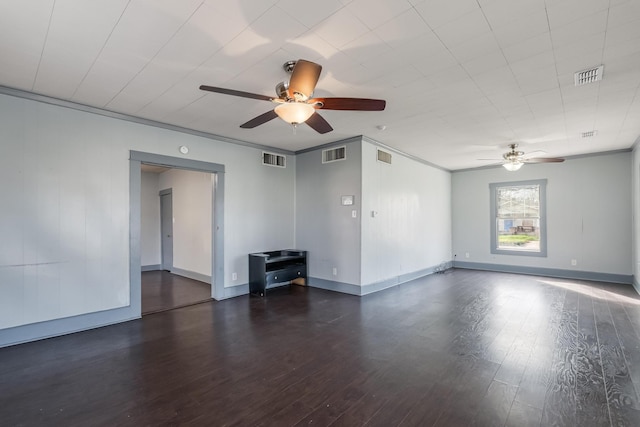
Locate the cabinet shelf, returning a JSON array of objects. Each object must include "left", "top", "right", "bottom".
[{"left": 249, "top": 250, "right": 307, "bottom": 297}]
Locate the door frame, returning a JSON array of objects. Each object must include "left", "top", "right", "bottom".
[
  {"left": 159, "top": 188, "right": 173, "bottom": 271},
  {"left": 130, "top": 151, "right": 225, "bottom": 305}
]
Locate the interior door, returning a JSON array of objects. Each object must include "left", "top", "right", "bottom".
[{"left": 160, "top": 191, "right": 173, "bottom": 271}]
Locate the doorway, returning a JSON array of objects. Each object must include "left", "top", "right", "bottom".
[
  {"left": 130, "top": 151, "right": 225, "bottom": 319},
  {"left": 141, "top": 168, "right": 214, "bottom": 314}
]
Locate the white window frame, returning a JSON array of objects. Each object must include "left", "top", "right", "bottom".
[{"left": 490, "top": 179, "right": 547, "bottom": 257}]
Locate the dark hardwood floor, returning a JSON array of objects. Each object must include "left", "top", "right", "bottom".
[
  {"left": 142, "top": 270, "right": 212, "bottom": 315},
  {"left": 2, "top": 269, "right": 640, "bottom": 426}
]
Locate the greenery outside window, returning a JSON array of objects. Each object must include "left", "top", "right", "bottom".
[{"left": 490, "top": 179, "right": 547, "bottom": 257}]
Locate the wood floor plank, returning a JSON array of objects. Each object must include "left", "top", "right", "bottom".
[
  {"left": 609, "top": 300, "right": 640, "bottom": 401},
  {"left": 505, "top": 400, "right": 543, "bottom": 427},
  {"left": 428, "top": 358, "right": 501, "bottom": 427},
  {"left": 574, "top": 294, "right": 610, "bottom": 426},
  {"left": 228, "top": 357, "right": 379, "bottom": 426},
  {"left": 364, "top": 383, "right": 432, "bottom": 427},
  {"left": 593, "top": 297, "right": 640, "bottom": 426},
  {"left": 2, "top": 270, "right": 640, "bottom": 426},
  {"left": 540, "top": 289, "right": 579, "bottom": 426},
  {"left": 141, "top": 270, "right": 211, "bottom": 314},
  {"left": 513, "top": 285, "right": 566, "bottom": 410},
  {"left": 292, "top": 368, "right": 383, "bottom": 426},
  {"left": 492, "top": 294, "right": 541, "bottom": 387},
  {"left": 472, "top": 379, "right": 519, "bottom": 426},
  {"left": 327, "top": 388, "right": 390, "bottom": 426}
]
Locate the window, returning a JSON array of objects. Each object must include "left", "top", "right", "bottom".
[{"left": 490, "top": 179, "right": 547, "bottom": 257}]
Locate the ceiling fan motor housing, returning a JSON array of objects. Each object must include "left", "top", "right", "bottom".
[
  {"left": 504, "top": 150, "right": 524, "bottom": 161},
  {"left": 504, "top": 143, "right": 524, "bottom": 161},
  {"left": 282, "top": 60, "right": 297, "bottom": 73},
  {"left": 275, "top": 81, "right": 289, "bottom": 99}
]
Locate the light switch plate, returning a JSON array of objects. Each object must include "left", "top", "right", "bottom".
[{"left": 341, "top": 195, "right": 354, "bottom": 206}]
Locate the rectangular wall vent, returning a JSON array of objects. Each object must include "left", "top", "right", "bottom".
[
  {"left": 574, "top": 65, "right": 603, "bottom": 86},
  {"left": 262, "top": 151, "right": 286, "bottom": 168},
  {"left": 322, "top": 146, "right": 346, "bottom": 163},
  {"left": 377, "top": 149, "right": 392, "bottom": 164},
  {"left": 581, "top": 130, "right": 598, "bottom": 138}
]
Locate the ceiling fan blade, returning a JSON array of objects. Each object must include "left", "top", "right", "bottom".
[
  {"left": 310, "top": 97, "right": 386, "bottom": 111},
  {"left": 288, "top": 60, "right": 322, "bottom": 100},
  {"left": 240, "top": 110, "right": 278, "bottom": 128},
  {"left": 305, "top": 112, "right": 333, "bottom": 134},
  {"left": 523, "top": 157, "right": 565, "bottom": 163},
  {"left": 199, "top": 85, "right": 274, "bottom": 102}
]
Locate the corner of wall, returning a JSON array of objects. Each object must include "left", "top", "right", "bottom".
[
  {"left": 294, "top": 138, "right": 364, "bottom": 286},
  {"left": 632, "top": 140, "right": 640, "bottom": 287}
]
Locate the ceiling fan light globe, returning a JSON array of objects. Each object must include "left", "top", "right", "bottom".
[
  {"left": 274, "top": 102, "right": 315, "bottom": 125},
  {"left": 503, "top": 161, "right": 523, "bottom": 171}
]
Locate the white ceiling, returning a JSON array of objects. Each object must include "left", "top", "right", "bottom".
[{"left": 1, "top": 0, "right": 639, "bottom": 170}]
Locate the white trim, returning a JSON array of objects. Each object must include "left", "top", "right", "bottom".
[
  {"left": 454, "top": 261, "right": 633, "bottom": 285},
  {"left": 0, "top": 85, "right": 294, "bottom": 155}
]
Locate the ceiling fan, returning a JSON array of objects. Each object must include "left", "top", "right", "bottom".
[
  {"left": 199, "top": 59, "right": 386, "bottom": 134},
  {"left": 481, "top": 144, "right": 565, "bottom": 171}
]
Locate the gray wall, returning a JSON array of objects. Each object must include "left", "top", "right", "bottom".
[
  {"left": 158, "top": 168, "right": 212, "bottom": 277},
  {"left": 452, "top": 151, "right": 632, "bottom": 277},
  {"left": 0, "top": 92, "right": 295, "bottom": 345},
  {"left": 633, "top": 144, "right": 640, "bottom": 291},
  {"left": 295, "top": 137, "right": 453, "bottom": 293},
  {"left": 0, "top": 95, "right": 129, "bottom": 330},
  {"left": 361, "top": 140, "right": 452, "bottom": 288},
  {"left": 295, "top": 139, "right": 362, "bottom": 285},
  {"left": 140, "top": 171, "right": 161, "bottom": 267}
]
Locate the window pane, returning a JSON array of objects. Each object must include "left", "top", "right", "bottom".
[
  {"left": 496, "top": 185, "right": 539, "bottom": 218},
  {"left": 496, "top": 218, "right": 540, "bottom": 251},
  {"left": 496, "top": 185, "right": 540, "bottom": 252}
]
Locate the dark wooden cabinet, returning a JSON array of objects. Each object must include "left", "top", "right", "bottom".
[{"left": 248, "top": 250, "right": 307, "bottom": 296}]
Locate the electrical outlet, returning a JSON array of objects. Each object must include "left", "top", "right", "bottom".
[
  {"left": 571, "top": 259, "right": 577, "bottom": 266},
  {"left": 332, "top": 267, "right": 338, "bottom": 276},
  {"left": 232, "top": 272, "right": 237, "bottom": 280},
  {"left": 465, "top": 252, "right": 470, "bottom": 259}
]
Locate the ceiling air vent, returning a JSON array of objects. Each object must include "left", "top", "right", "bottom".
[
  {"left": 581, "top": 130, "right": 598, "bottom": 138},
  {"left": 322, "top": 146, "right": 346, "bottom": 163},
  {"left": 574, "top": 65, "right": 603, "bottom": 86},
  {"left": 262, "top": 151, "right": 286, "bottom": 168},
  {"left": 377, "top": 149, "right": 392, "bottom": 164}
]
